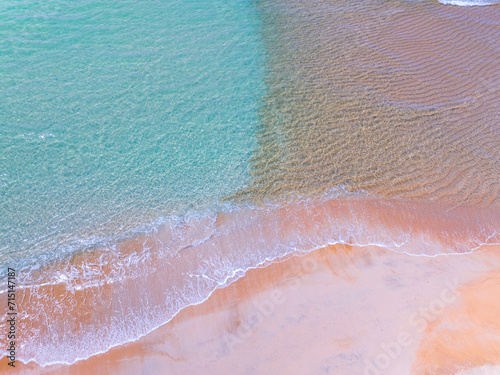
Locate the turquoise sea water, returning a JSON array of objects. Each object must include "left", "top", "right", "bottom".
[
  {"left": 1, "top": 0, "right": 499, "bottom": 367},
  {"left": 0, "top": 0, "right": 264, "bottom": 268}
]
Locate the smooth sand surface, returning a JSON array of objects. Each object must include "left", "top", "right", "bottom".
[{"left": 4, "top": 243, "right": 500, "bottom": 375}]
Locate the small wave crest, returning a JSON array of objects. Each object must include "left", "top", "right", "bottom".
[
  {"left": 0, "top": 196, "right": 498, "bottom": 366},
  {"left": 437, "top": 0, "right": 500, "bottom": 6}
]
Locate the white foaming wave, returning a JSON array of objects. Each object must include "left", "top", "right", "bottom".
[
  {"left": 1, "top": 197, "right": 498, "bottom": 367},
  {"left": 438, "top": 0, "right": 500, "bottom": 6}
]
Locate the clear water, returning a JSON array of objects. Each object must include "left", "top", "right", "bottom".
[
  {"left": 1, "top": 0, "right": 499, "bottom": 367},
  {"left": 0, "top": 0, "right": 264, "bottom": 267}
]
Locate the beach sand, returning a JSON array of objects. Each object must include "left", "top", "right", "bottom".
[
  {"left": 0, "top": 197, "right": 497, "bottom": 370},
  {"left": 4, "top": 243, "right": 499, "bottom": 375},
  {"left": 1, "top": 1, "right": 499, "bottom": 374}
]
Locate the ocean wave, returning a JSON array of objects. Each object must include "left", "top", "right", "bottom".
[
  {"left": 437, "top": 0, "right": 500, "bottom": 6},
  {"left": 0, "top": 196, "right": 498, "bottom": 366}
]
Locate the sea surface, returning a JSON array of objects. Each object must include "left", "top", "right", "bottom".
[
  {"left": 1, "top": 0, "right": 499, "bottom": 367},
  {"left": 0, "top": 0, "right": 265, "bottom": 268}
]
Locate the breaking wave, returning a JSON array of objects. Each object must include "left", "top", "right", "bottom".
[{"left": 0, "top": 195, "right": 498, "bottom": 366}]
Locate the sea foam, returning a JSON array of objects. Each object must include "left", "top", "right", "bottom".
[
  {"left": 0, "top": 196, "right": 498, "bottom": 366},
  {"left": 438, "top": 0, "right": 500, "bottom": 6}
]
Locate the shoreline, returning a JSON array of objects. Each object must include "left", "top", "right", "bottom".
[
  {"left": 3, "top": 243, "right": 500, "bottom": 374},
  {"left": 1, "top": 197, "right": 498, "bottom": 368},
  {"left": 1, "top": 0, "right": 499, "bottom": 373}
]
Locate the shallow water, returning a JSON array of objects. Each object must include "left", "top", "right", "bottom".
[
  {"left": 236, "top": 0, "right": 499, "bottom": 206},
  {"left": 0, "top": 0, "right": 265, "bottom": 268},
  {"left": 0, "top": 0, "right": 499, "bottom": 368}
]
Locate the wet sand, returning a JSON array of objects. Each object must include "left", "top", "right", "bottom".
[
  {"left": 4, "top": 243, "right": 500, "bottom": 375},
  {"left": 0, "top": 197, "right": 498, "bottom": 369},
  {"left": 1, "top": 1, "right": 499, "bottom": 374}
]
